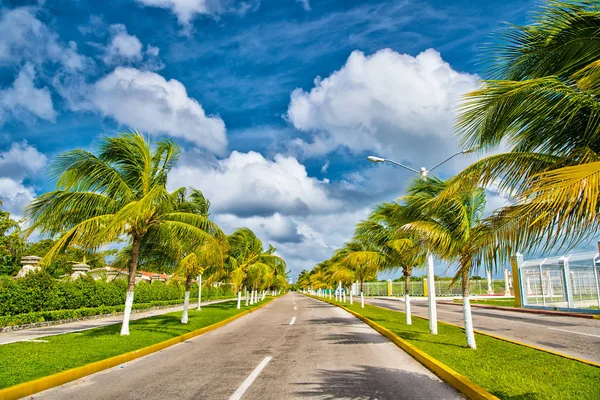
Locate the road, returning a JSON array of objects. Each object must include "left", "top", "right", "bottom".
[
  {"left": 365, "top": 297, "right": 600, "bottom": 364},
  {"left": 33, "top": 293, "right": 461, "bottom": 400},
  {"left": 0, "top": 298, "right": 236, "bottom": 345}
]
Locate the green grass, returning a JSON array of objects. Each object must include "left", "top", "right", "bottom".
[
  {"left": 0, "top": 300, "right": 266, "bottom": 389},
  {"left": 328, "top": 299, "right": 600, "bottom": 400},
  {"left": 452, "top": 298, "right": 517, "bottom": 307}
]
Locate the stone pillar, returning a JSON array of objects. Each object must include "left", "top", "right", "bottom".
[
  {"left": 71, "top": 263, "right": 90, "bottom": 280},
  {"left": 16, "top": 256, "right": 42, "bottom": 278}
]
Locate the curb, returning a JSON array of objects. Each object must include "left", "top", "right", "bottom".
[
  {"left": 368, "top": 301, "right": 600, "bottom": 369},
  {"left": 0, "top": 298, "right": 275, "bottom": 400},
  {"left": 304, "top": 295, "right": 498, "bottom": 400},
  {"left": 439, "top": 301, "right": 600, "bottom": 319}
]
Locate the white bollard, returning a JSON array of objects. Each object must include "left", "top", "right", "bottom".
[
  {"left": 237, "top": 290, "right": 242, "bottom": 309},
  {"left": 361, "top": 292, "right": 364, "bottom": 308}
]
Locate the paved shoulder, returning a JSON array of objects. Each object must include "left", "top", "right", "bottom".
[{"left": 33, "top": 294, "right": 460, "bottom": 400}]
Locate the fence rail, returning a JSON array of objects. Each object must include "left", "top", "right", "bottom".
[{"left": 355, "top": 278, "right": 512, "bottom": 297}]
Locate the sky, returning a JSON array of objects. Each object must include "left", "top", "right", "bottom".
[{"left": 0, "top": 0, "right": 550, "bottom": 280}]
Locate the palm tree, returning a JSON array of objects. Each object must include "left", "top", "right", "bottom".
[
  {"left": 334, "top": 242, "right": 386, "bottom": 296},
  {"left": 355, "top": 202, "right": 426, "bottom": 324},
  {"left": 25, "top": 132, "right": 222, "bottom": 335},
  {"left": 445, "top": 1, "right": 600, "bottom": 254},
  {"left": 401, "top": 177, "right": 493, "bottom": 349},
  {"left": 225, "top": 228, "right": 286, "bottom": 302}
]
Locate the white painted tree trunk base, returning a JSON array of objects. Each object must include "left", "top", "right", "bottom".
[
  {"left": 120, "top": 291, "right": 135, "bottom": 336},
  {"left": 405, "top": 293, "right": 412, "bottom": 325},
  {"left": 181, "top": 291, "right": 191, "bottom": 324},
  {"left": 349, "top": 292, "right": 353, "bottom": 305},
  {"left": 245, "top": 290, "right": 249, "bottom": 306},
  {"left": 463, "top": 296, "right": 477, "bottom": 349},
  {"left": 360, "top": 292, "right": 364, "bottom": 308},
  {"left": 237, "top": 291, "right": 242, "bottom": 309}
]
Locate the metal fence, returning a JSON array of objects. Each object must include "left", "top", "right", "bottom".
[
  {"left": 517, "top": 251, "right": 600, "bottom": 310},
  {"left": 357, "top": 278, "right": 512, "bottom": 297}
]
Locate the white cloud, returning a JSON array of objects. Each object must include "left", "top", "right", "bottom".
[
  {"left": 169, "top": 150, "right": 339, "bottom": 216},
  {"left": 287, "top": 48, "right": 480, "bottom": 171},
  {"left": 0, "top": 141, "right": 47, "bottom": 180},
  {"left": 89, "top": 67, "right": 227, "bottom": 154},
  {"left": 103, "top": 24, "right": 143, "bottom": 65},
  {"left": 215, "top": 213, "right": 303, "bottom": 244},
  {"left": 0, "top": 178, "right": 35, "bottom": 218},
  {"left": 0, "top": 63, "right": 56, "bottom": 123},
  {"left": 0, "top": 6, "right": 85, "bottom": 71}
]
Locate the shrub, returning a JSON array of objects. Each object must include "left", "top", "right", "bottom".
[{"left": 0, "top": 272, "right": 234, "bottom": 317}]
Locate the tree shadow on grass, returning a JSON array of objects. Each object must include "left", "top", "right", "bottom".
[{"left": 295, "top": 364, "right": 462, "bottom": 399}]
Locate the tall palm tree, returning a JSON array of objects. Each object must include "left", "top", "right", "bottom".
[
  {"left": 355, "top": 202, "right": 426, "bottom": 324},
  {"left": 25, "top": 132, "right": 222, "bottom": 335},
  {"left": 225, "top": 228, "right": 286, "bottom": 300},
  {"left": 132, "top": 188, "right": 226, "bottom": 323},
  {"left": 445, "top": 1, "right": 600, "bottom": 254},
  {"left": 402, "top": 177, "right": 493, "bottom": 349},
  {"left": 334, "top": 241, "right": 387, "bottom": 296}
]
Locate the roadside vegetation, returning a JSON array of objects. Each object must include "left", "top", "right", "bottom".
[
  {"left": 297, "top": 0, "right": 600, "bottom": 350},
  {"left": 0, "top": 300, "right": 269, "bottom": 389},
  {"left": 0, "top": 132, "right": 288, "bottom": 335}
]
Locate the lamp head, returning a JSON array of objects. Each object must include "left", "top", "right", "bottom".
[
  {"left": 462, "top": 145, "right": 481, "bottom": 154},
  {"left": 367, "top": 156, "right": 385, "bottom": 163}
]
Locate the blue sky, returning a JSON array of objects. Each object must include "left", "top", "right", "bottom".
[{"left": 1, "top": 0, "right": 567, "bottom": 280}]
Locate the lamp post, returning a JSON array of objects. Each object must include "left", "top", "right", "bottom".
[{"left": 368, "top": 148, "right": 478, "bottom": 335}]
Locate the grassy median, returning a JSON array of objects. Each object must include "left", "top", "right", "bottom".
[
  {"left": 321, "top": 298, "right": 600, "bottom": 400},
  {"left": 452, "top": 298, "right": 516, "bottom": 307},
  {"left": 0, "top": 300, "right": 265, "bottom": 389}
]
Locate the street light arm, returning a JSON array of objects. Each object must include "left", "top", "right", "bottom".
[
  {"left": 427, "top": 151, "right": 465, "bottom": 173},
  {"left": 384, "top": 159, "right": 421, "bottom": 175}
]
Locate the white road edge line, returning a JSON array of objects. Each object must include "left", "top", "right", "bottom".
[
  {"left": 290, "top": 317, "right": 296, "bottom": 325},
  {"left": 549, "top": 327, "right": 600, "bottom": 338},
  {"left": 229, "top": 356, "right": 272, "bottom": 400}
]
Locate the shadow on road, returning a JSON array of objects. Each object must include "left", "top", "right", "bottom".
[
  {"left": 309, "top": 317, "right": 362, "bottom": 326},
  {"left": 294, "top": 365, "right": 461, "bottom": 399},
  {"left": 321, "top": 332, "right": 389, "bottom": 345}
]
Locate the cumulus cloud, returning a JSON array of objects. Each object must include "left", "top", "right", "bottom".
[
  {"left": 0, "top": 6, "right": 86, "bottom": 71},
  {"left": 103, "top": 24, "right": 143, "bottom": 65},
  {"left": 0, "top": 141, "right": 45, "bottom": 217},
  {"left": 0, "top": 178, "right": 35, "bottom": 217},
  {"left": 0, "top": 63, "right": 56, "bottom": 123},
  {"left": 287, "top": 48, "right": 480, "bottom": 170},
  {"left": 89, "top": 67, "right": 227, "bottom": 154},
  {"left": 168, "top": 150, "right": 339, "bottom": 217},
  {"left": 215, "top": 213, "right": 303, "bottom": 244},
  {"left": 0, "top": 141, "right": 47, "bottom": 180}
]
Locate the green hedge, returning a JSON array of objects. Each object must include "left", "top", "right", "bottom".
[
  {"left": 0, "top": 298, "right": 238, "bottom": 328},
  {"left": 0, "top": 272, "right": 234, "bottom": 318}
]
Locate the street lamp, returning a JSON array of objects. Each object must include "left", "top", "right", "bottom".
[{"left": 368, "top": 147, "right": 479, "bottom": 335}]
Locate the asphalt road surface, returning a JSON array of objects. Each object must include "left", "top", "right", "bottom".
[
  {"left": 33, "top": 293, "right": 461, "bottom": 400},
  {"left": 365, "top": 297, "right": 600, "bottom": 364}
]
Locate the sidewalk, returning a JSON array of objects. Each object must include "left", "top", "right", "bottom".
[{"left": 0, "top": 298, "right": 235, "bottom": 345}]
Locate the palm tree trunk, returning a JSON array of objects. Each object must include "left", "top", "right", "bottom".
[
  {"left": 245, "top": 286, "right": 249, "bottom": 306},
  {"left": 405, "top": 273, "right": 412, "bottom": 325},
  {"left": 360, "top": 279, "right": 365, "bottom": 294},
  {"left": 462, "top": 266, "right": 476, "bottom": 349},
  {"left": 197, "top": 274, "right": 202, "bottom": 311},
  {"left": 120, "top": 233, "right": 141, "bottom": 336},
  {"left": 181, "top": 275, "right": 193, "bottom": 324}
]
